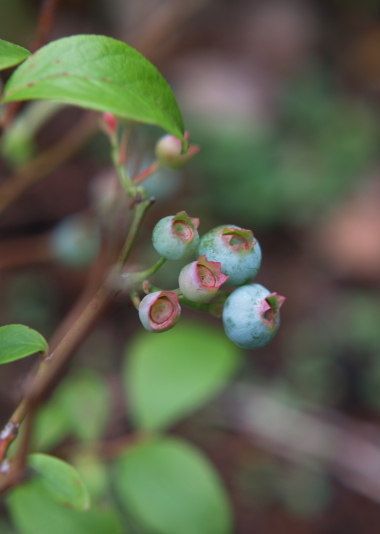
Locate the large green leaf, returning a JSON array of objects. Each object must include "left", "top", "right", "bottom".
[
  {"left": 2, "top": 35, "right": 185, "bottom": 142},
  {"left": 0, "top": 324, "right": 48, "bottom": 364},
  {"left": 28, "top": 453, "right": 90, "bottom": 511},
  {"left": 7, "top": 482, "right": 123, "bottom": 534},
  {"left": 0, "top": 39, "right": 30, "bottom": 70},
  {"left": 124, "top": 320, "right": 241, "bottom": 430},
  {"left": 114, "top": 437, "right": 232, "bottom": 534}
]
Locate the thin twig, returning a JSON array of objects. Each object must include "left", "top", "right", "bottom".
[{"left": 0, "top": 197, "right": 153, "bottom": 494}]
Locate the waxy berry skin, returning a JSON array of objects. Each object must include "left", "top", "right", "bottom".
[
  {"left": 138, "top": 291, "right": 181, "bottom": 333},
  {"left": 178, "top": 255, "right": 229, "bottom": 303},
  {"left": 152, "top": 211, "right": 200, "bottom": 261},
  {"left": 197, "top": 225, "right": 262, "bottom": 286},
  {"left": 222, "top": 283, "right": 285, "bottom": 349}
]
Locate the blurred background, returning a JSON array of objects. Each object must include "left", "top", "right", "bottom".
[{"left": 1, "top": 0, "right": 380, "bottom": 532}]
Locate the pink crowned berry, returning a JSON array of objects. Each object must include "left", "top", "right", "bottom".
[
  {"left": 139, "top": 291, "right": 181, "bottom": 333},
  {"left": 179, "top": 255, "right": 229, "bottom": 303}
]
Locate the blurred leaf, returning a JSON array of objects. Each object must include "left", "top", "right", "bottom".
[
  {"left": 0, "top": 39, "right": 30, "bottom": 70},
  {"left": 192, "top": 68, "right": 377, "bottom": 228},
  {"left": 2, "top": 35, "right": 185, "bottom": 142},
  {"left": 1, "top": 101, "right": 63, "bottom": 167},
  {"left": 32, "top": 399, "right": 71, "bottom": 452},
  {"left": 0, "top": 324, "right": 48, "bottom": 364},
  {"left": 114, "top": 437, "right": 232, "bottom": 534},
  {"left": 0, "top": 518, "right": 16, "bottom": 534},
  {"left": 28, "top": 453, "right": 90, "bottom": 511},
  {"left": 70, "top": 452, "right": 110, "bottom": 503},
  {"left": 7, "top": 482, "right": 123, "bottom": 534},
  {"left": 2, "top": 273, "right": 58, "bottom": 334},
  {"left": 124, "top": 320, "right": 241, "bottom": 430},
  {"left": 55, "top": 369, "right": 111, "bottom": 442}
]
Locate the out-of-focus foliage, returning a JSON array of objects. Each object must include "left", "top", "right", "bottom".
[{"left": 192, "top": 70, "right": 378, "bottom": 227}]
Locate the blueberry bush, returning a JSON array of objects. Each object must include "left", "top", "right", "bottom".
[{"left": 0, "top": 34, "right": 284, "bottom": 534}]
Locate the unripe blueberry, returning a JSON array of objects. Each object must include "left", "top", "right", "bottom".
[
  {"left": 222, "top": 283, "right": 285, "bottom": 349},
  {"left": 139, "top": 291, "right": 180, "bottom": 333},
  {"left": 155, "top": 132, "right": 199, "bottom": 169},
  {"left": 50, "top": 214, "right": 101, "bottom": 267},
  {"left": 197, "top": 225, "right": 262, "bottom": 286},
  {"left": 179, "top": 255, "right": 229, "bottom": 303},
  {"left": 152, "top": 211, "right": 200, "bottom": 261}
]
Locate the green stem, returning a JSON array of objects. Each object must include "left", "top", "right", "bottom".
[
  {"left": 110, "top": 127, "right": 137, "bottom": 198},
  {"left": 118, "top": 198, "right": 153, "bottom": 266},
  {"left": 132, "top": 160, "right": 160, "bottom": 185},
  {"left": 179, "top": 295, "right": 213, "bottom": 312},
  {"left": 128, "top": 256, "right": 167, "bottom": 285}
]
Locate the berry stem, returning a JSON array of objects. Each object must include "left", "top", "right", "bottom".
[
  {"left": 128, "top": 256, "right": 167, "bottom": 285},
  {"left": 109, "top": 124, "right": 137, "bottom": 198},
  {"left": 132, "top": 160, "right": 161, "bottom": 185}
]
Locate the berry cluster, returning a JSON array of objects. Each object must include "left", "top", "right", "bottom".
[{"left": 138, "top": 211, "right": 285, "bottom": 349}]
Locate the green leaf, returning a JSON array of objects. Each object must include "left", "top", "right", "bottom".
[
  {"left": 0, "top": 39, "right": 30, "bottom": 71},
  {"left": 70, "top": 452, "right": 110, "bottom": 503},
  {"left": 124, "top": 320, "right": 241, "bottom": 430},
  {"left": 0, "top": 324, "right": 48, "bottom": 364},
  {"left": 31, "top": 399, "right": 71, "bottom": 452},
  {"left": 55, "top": 369, "right": 111, "bottom": 442},
  {"left": 2, "top": 35, "right": 185, "bottom": 142},
  {"left": 7, "top": 482, "right": 123, "bottom": 534},
  {"left": 114, "top": 437, "right": 232, "bottom": 534},
  {"left": 31, "top": 370, "right": 111, "bottom": 451},
  {"left": 28, "top": 453, "right": 90, "bottom": 511}
]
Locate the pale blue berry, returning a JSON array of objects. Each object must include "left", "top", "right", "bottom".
[
  {"left": 178, "top": 255, "right": 228, "bottom": 303},
  {"left": 152, "top": 211, "right": 200, "bottom": 261},
  {"left": 50, "top": 214, "right": 100, "bottom": 268},
  {"left": 222, "top": 283, "right": 285, "bottom": 349},
  {"left": 197, "top": 225, "right": 262, "bottom": 286}
]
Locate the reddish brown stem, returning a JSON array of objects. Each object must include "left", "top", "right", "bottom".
[
  {"left": 0, "top": 197, "right": 153, "bottom": 495},
  {"left": 33, "top": 0, "right": 61, "bottom": 52},
  {"left": 132, "top": 161, "right": 160, "bottom": 185}
]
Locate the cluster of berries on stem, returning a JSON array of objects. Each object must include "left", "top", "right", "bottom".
[{"left": 136, "top": 210, "right": 285, "bottom": 349}]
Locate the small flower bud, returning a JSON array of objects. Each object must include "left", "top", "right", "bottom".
[
  {"left": 155, "top": 132, "right": 199, "bottom": 169},
  {"left": 179, "top": 255, "right": 229, "bottom": 303},
  {"left": 222, "top": 283, "right": 285, "bottom": 349},
  {"left": 197, "top": 225, "right": 262, "bottom": 286},
  {"left": 138, "top": 291, "right": 181, "bottom": 333},
  {"left": 152, "top": 211, "right": 200, "bottom": 261}
]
